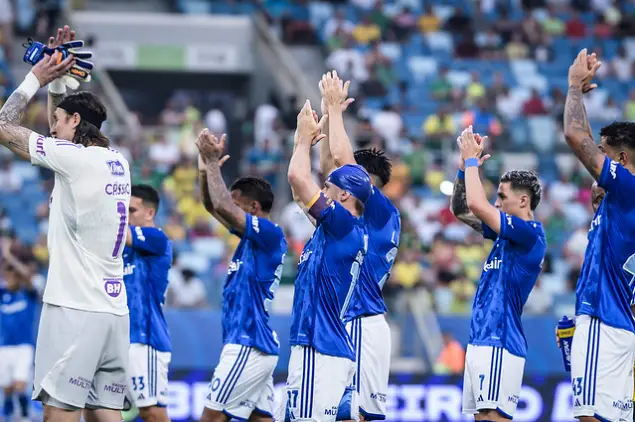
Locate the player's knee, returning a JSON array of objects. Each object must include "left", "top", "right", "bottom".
[
  {"left": 200, "top": 407, "right": 228, "bottom": 422},
  {"left": 138, "top": 406, "right": 170, "bottom": 422}
]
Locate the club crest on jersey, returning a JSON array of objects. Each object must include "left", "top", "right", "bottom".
[
  {"left": 483, "top": 257, "right": 503, "bottom": 272},
  {"left": 104, "top": 278, "right": 123, "bottom": 297},
  {"left": 106, "top": 160, "right": 125, "bottom": 176}
]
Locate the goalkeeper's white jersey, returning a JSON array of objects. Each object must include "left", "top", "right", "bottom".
[{"left": 28, "top": 133, "right": 130, "bottom": 316}]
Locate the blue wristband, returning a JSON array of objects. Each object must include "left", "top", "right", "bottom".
[
  {"left": 465, "top": 158, "right": 479, "bottom": 168},
  {"left": 457, "top": 169, "right": 465, "bottom": 180}
]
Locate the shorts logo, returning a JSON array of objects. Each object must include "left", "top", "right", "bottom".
[
  {"left": 106, "top": 160, "right": 125, "bottom": 176},
  {"left": 239, "top": 400, "right": 255, "bottom": 409},
  {"left": 370, "top": 392, "right": 387, "bottom": 403},
  {"left": 69, "top": 376, "right": 91, "bottom": 389},
  {"left": 210, "top": 378, "right": 221, "bottom": 392},
  {"left": 508, "top": 395, "right": 519, "bottom": 404},
  {"left": 324, "top": 406, "right": 338, "bottom": 416},
  {"left": 613, "top": 399, "right": 633, "bottom": 411},
  {"left": 104, "top": 383, "right": 126, "bottom": 394},
  {"left": 104, "top": 278, "right": 123, "bottom": 297},
  {"left": 36, "top": 136, "right": 46, "bottom": 156}
]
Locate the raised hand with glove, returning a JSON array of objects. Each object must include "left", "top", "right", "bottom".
[{"left": 22, "top": 25, "right": 93, "bottom": 90}]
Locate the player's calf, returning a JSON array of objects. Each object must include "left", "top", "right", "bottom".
[
  {"left": 138, "top": 405, "right": 171, "bottom": 422},
  {"left": 474, "top": 409, "right": 511, "bottom": 421}
]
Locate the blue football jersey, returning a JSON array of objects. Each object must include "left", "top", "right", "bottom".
[
  {"left": 123, "top": 226, "right": 173, "bottom": 352},
  {"left": 344, "top": 188, "right": 400, "bottom": 321},
  {"left": 469, "top": 211, "right": 546, "bottom": 358},
  {"left": 576, "top": 157, "right": 635, "bottom": 332},
  {"left": 0, "top": 286, "right": 38, "bottom": 346},
  {"left": 289, "top": 201, "right": 368, "bottom": 361},
  {"left": 223, "top": 213, "right": 287, "bottom": 355}
]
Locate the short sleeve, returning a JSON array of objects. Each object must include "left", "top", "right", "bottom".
[
  {"left": 498, "top": 211, "right": 540, "bottom": 251},
  {"left": 130, "top": 226, "right": 169, "bottom": 256},
  {"left": 318, "top": 201, "right": 355, "bottom": 239},
  {"left": 482, "top": 222, "right": 498, "bottom": 241},
  {"left": 364, "top": 189, "right": 396, "bottom": 228},
  {"left": 598, "top": 156, "right": 635, "bottom": 209},
  {"left": 242, "top": 213, "right": 285, "bottom": 251},
  {"left": 29, "top": 133, "right": 85, "bottom": 179}
]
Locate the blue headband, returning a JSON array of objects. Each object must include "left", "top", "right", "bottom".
[{"left": 327, "top": 164, "right": 372, "bottom": 204}]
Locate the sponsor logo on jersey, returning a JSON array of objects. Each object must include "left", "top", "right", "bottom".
[
  {"left": 135, "top": 226, "right": 145, "bottom": 241},
  {"left": 36, "top": 136, "right": 46, "bottom": 156},
  {"left": 483, "top": 257, "right": 503, "bottom": 272},
  {"left": 0, "top": 300, "right": 28, "bottom": 314},
  {"left": 227, "top": 260, "right": 243, "bottom": 274},
  {"left": 252, "top": 216, "right": 260, "bottom": 233},
  {"left": 123, "top": 263, "right": 135, "bottom": 276},
  {"left": 299, "top": 250, "right": 313, "bottom": 265},
  {"left": 589, "top": 214, "right": 601, "bottom": 232},
  {"left": 104, "top": 278, "right": 123, "bottom": 297},
  {"left": 506, "top": 213, "right": 514, "bottom": 229},
  {"left": 610, "top": 160, "right": 617, "bottom": 179},
  {"left": 106, "top": 160, "right": 125, "bottom": 176},
  {"left": 105, "top": 182, "right": 131, "bottom": 196}
]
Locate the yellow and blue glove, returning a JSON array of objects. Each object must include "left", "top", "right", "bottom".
[{"left": 22, "top": 38, "right": 94, "bottom": 89}]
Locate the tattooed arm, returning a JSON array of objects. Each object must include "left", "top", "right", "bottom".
[
  {"left": 450, "top": 175, "right": 483, "bottom": 234},
  {"left": 0, "top": 89, "right": 34, "bottom": 161},
  {"left": 198, "top": 169, "right": 232, "bottom": 229},
  {"left": 204, "top": 161, "right": 247, "bottom": 234},
  {"left": 564, "top": 86, "right": 604, "bottom": 179}
]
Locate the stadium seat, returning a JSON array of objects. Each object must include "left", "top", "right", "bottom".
[{"left": 407, "top": 56, "right": 438, "bottom": 82}]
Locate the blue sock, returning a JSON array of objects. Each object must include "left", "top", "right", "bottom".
[
  {"left": 18, "top": 393, "right": 29, "bottom": 417},
  {"left": 3, "top": 394, "right": 14, "bottom": 418}
]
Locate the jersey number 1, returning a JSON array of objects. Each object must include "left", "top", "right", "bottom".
[{"left": 111, "top": 201, "right": 127, "bottom": 258}]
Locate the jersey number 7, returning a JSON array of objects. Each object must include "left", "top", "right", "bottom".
[{"left": 112, "top": 201, "right": 127, "bottom": 258}]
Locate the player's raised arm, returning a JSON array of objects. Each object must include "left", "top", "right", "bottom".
[
  {"left": 46, "top": 26, "right": 75, "bottom": 129},
  {"left": 198, "top": 151, "right": 232, "bottom": 228},
  {"left": 564, "top": 49, "right": 604, "bottom": 179},
  {"left": 450, "top": 131, "right": 491, "bottom": 234},
  {"left": 319, "top": 71, "right": 355, "bottom": 170},
  {"left": 287, "top": 100, "right": 328, "bottom": 207},
  {"left": 197, "top": 131, "right": 247, "bottom": 232},
  {"left": 0, "top": 53, "right": 74, "bottom": 160},
  {"left": 458, "top": 126, "right": 502, "bottom": 233}
]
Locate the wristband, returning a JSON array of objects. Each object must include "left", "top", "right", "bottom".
[
  {"left": 17, "top": 72, "right": 41, "bottom": 99},
  {"left": 457, "top": 169, "right": 465, "bottom": 180},
  {"left": 465, "top": 158, "right": 479, "bottom": 168},
  {"left": 48, "top": 79, "right": 66, "bottom": 95}
]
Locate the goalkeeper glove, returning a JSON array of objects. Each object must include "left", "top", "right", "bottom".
[{"left": 22, "top": 38, "right": 94, "bottom": 89}]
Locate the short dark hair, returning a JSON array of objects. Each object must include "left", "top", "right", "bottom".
[
  {"left": 600, "top": 121, "right": 635, "bottom": 151},
  {"left": 500, "top": 170, "right": 542, "bottom": 210},
  {"left": 354, "top": 148, "right": 392, "bottom": 187},
  {"left": 59, "top": 92, "right": 109, "bottom": 148},
  {"left": 131, "top": 184, "right": 160, "bottom": 211},
  {"left": 230, "top": 177, "right": 274, "bottom": 213}
]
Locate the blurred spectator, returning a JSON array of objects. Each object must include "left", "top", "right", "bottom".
[
  {"left": 495, "top": 8, "right": 516, "bottom": 43},
  {"left": 594, "top": 14, "right": 613, "bottom": 38},
  {"left": 525, "top": 279, "right": 554, "bottom": 314},
  {"left": 418, "top": 3, "right": 440, "bottom": 33},
  {"left": 163, "top": 215, "right": 187, "bottom": 241},
  {"left": 566, "top": 11, "right": 587, "bottom": 38},
  {"left": 327, "top": 38, "right": 368, "bottom": 81},
  {"left": 167, "top": 267, "right": 208, "bottom": 308},
  {"left": 476, "top": 28, "right": 502, "bottom": 58},
  {"left": 352, "top": 14, "right": 381, "bottom": 45},
  {"left": 371, "top": 104, "right": 403, "bottom": 154},
  {"left": 463, "top": 99, "right": 502, "bottom": 139},
  {"left": 36, "top": 0, "right": 63, "bottom": 38},
  {"left": 369, "top": 0, "right": 390, "bottom": 33},
  {"left": 0, "top": 160, "right": 23, "bottom": 192},
  {"left": 609, "top": 46, "right": 632, "bottom": 82},
  {"left": 434, "top": 332, "right": 465, "bottom": 374},
  {"left": 465, "top": 72, "right": 486, "bottom": 104},
  {"left": 521, "top": 15, "right": 542, "bottom": 46},
  {"left": 522, "top": 89, "right": 548, "bottom": 116},
  {"left": 246, "top": 138, "right": 283, "bottom": 187},
  {"left": 392, "top": 7, "right": 417, "bottom": 41},
  {"left": 391, "top": 249, "right": 424, "bottom": 290},
  {"left": 454, "top": 31, "right": 480, "bottom": 58},
  {"left": 0, "top": 0, "right": 13, "bottom": 63},
  {"left": 149, "top": 134, "right": 181, "bottom": 174},
  {"left": 324, "top": 8, "right": 355, "bottom": 39},
  {"left": 254, "top": 98, "right": 281, "bottom": 149},
  {"left": 624, "top": 89, "right": 635, "bottom": 121},
  {"left": 430, "top": 67, "right": 453, "bottom": 101},
  {"left": 359, "top": 67, "right": 387, "bottom": 97},
  {"left": 542, "top": 6, "right": 565, "bottom": 36},
  {"left": 505, "top": 33, "right": 530, "bottom": 60},
  {"left": 444, "top": 7, "right": 471, "bottom": 35},
  {"left": 422, "top": 106, "right": 455, "bottom": 148}
]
